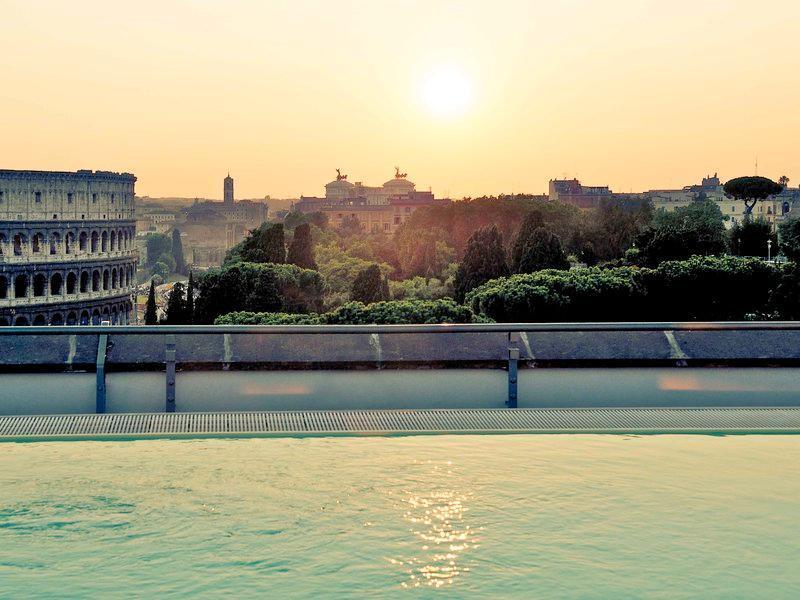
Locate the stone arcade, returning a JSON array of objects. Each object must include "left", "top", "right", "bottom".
[{"left": 0, "top": 169, "right": 137, "bottom": 325}]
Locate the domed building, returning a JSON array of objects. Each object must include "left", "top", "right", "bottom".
[{"left": 0, "top": 169, "right": 137, "bottom": 326}]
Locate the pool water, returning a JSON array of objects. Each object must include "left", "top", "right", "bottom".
[{"left": 2, "top": 435, "right": 800, "bottom": 598}]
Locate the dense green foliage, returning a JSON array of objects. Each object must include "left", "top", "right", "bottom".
[
  {"left": 215, "top": 299, "right": 478, "bottom": 325},
  {"left": 287, "top": 222, "right": 317, "bottom": 269},
  {"left": 351, "top": 264, "right": 390, "bottom": 304},
  {"left": 225, "top": 223, "right": 286, "bottom": 265},
  {"left": 467, "top": 256, "right": 780, "bottom": 322},
  {"left": 194, "top": 262, "right": 323, "bottom": 323},
  {"left": 778, "top": 217, "right": 800, "bottom": 262},
  {"left": 635, "top": 199, "right": 728, "bottom": 265},
  {"left": 186, "top": 271, "right": 195, "bottom": 324},
  {"left": 512, "top": 221, "right": 570, "bottom": 273},
  {"left": 730, "top": 219, "right": 776, "bottom": 257},
  {"left": 145, "top": 233, "right": 172, "bottom": 267},
  {"left": 453, "top": 225, "right": 509, "bottom": 302},
  {"left": 144, "top": 280, "right": 158, "bottom": 325},
  {"left": 163, "top": 282, "right": 191, "bottom": 324}
]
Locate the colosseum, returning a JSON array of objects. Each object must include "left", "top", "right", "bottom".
[{"left": 0, "top": 169, "right": 137, "bottom": 326}]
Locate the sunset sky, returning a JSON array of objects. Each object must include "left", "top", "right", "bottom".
[{"left": 2, "top": 0, "right": 798, "bottom": 199}]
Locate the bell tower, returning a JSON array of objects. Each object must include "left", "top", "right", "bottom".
[{"left": 223, "top": 173, "right": 234, "bottom": 206}]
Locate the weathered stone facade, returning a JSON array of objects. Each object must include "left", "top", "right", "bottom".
[{"left": 0, "top": 169, "right": 137, "bottom": 325}]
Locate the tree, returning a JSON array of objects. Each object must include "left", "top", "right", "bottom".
[
  {"left": 453, "top": 225, "right": 509, "bottom": 302},
  {"left": 144, "top": 280, "right": 158, "bottom": 325},
  {"left": 778, "top": 217, "right": 800, "bottom": 263},
  {"left": 186, "top": 271, "right": 195, "bottom": 324},
  {"left": 225, "top": 223, "right": 286, "bottom": 265},
  {"left": 152, "top": 261, "right": 171, "bottom": 281},
  {"left": 287, "top": 222, "right": 317, "bottom": 269},
  {"left": 730, "top": 219, "right": 776, "bottom": 257},
  {"left": 513, "top": 227, "right": 570, "bottom": 273},
  {"left": 339, "top": 215, "right": 362, "bottom": 236},
  {"left": 144, "top": 233, "right": 172, "bottom": 267},
  {"left": 163, "top": 282, "right": 189, "bottom": 324},
  {"left": 283, "top": 211, "right": 308, "bottom": 230},
  {"left": 723, "top": 176, "right": 783, "bottom": 220},
  {"left": 246, "top": 270, "right": 282, "bottom": 313},
  {"left": 636, "top": 199, "right": 728, "bottom": 265},
  {"left": 351, "top": 264, "right": 390, "bottom": 304},
  {"left": 172, "top": 229, "right": 186, "bottom": 274},
  {"left": 779, "top": 175, "right": 790, "bottom": 188}
]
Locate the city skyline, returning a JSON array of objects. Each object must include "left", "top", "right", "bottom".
[{"left": 2, "top": 0, "right": 799, "bottom": 199}]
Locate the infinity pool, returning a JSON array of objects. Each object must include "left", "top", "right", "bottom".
[{"left": 2, "top": 435, "right": 799, "bottom": 598}]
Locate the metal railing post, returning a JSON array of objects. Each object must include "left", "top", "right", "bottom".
[
  {"left": 165, "top": 334, "right": 176, "bottom": 413},
  {"left": 507, "top": 332, "right": 520, "bottom": 408},
  {"left": 96, "top": 333, "right": 108, "bottom": 413}
]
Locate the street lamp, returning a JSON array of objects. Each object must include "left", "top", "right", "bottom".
[{"left": 767, "top": 239, "right": 772, "bottom": 262}]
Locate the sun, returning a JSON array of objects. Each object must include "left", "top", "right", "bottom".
[{"left": 419, "top": 66, "right": 474, "bottom": 119}]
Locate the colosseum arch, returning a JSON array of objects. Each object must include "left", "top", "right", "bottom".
[
  {"left": 13, "top": 233, "right": 26, "bottom": 256},
  {"left": 0, "top": 233, "right": 6, "bottom": 256},
  {"left": 14, "top": 274, "right": 28, "bottom": 298},
  {"left": 111, "top": 268, "right": 118, "bottom": 289},
  {"left": 91, "top": 308, "right": 101, "bottom": 325},
  {"left": 33, "top": 273, "right": 47, "bottom": 297},
  {"left": 110, "top": 230, "right": 117, "bottom": 251},
  {"left": 31, "top": 233, "right": 44, "bottom": 254},
  {"left": 66, "top": 311, "right": 78, "bottom": 326},
  {"left": 51, "top": 313, "right": 64, "bottom": 326},
  {"left": 101, "top": 231, "right": 108, "bottom": 252},
  {"left": 0, "top": 275, "right": 7, "bottom": 299},
  {"left": 50, "top": 232, "right": 61, "bottom": 255},
  {"left": 33, "top": 314, "right": 46, "bottom": 326},
  {"left": 80, "top": 310, "right": 90, "bottom": 325},
  {"left": 80, "top": 270, "right": 89, "bottom": 293},
  {"left": 79, "top": 231, "right": 88, "bottom": 252},
  {"left": 91, "top": 231, "right": 99, "bottom": 253},
  {"left": 66, "top": 272, "right": 77, "bottom": 294},
  {"left": 102, "top": 269, "right": 110, "bottom": 290},
  {"left": 14, "top": 315, "right": 29, "bottom": 326},
  {"left": 92, "top": 269, "right": 100, "bottom": 292},
  {"left": 0, "top": 317, "right": 9, "bottom": 326},
  {"left": 65, "top": 232, "right": 74, "bottom": 254},
  {"left": 50, "top": 272, "right": 63, "bottom": 295}
]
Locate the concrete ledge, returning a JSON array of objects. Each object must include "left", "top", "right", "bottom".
[{"left": 2, "top": 407, "right": 799, "bottom": 440}]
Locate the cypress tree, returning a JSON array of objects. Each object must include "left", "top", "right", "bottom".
[
  {"left": 186, "top": 271, "right": 195, "bottom": 324},
  {"left": 144, "top": 279, "right": 158, "bottom": 325},
  {"left": 172, "top": 229, "right": 186, "bottom": 274},
  {"left": 163, "top": 282, "right": 187, "bottom": 324},
  {"left": 287, "top": 222, "right": 317, "bottom": 269},
  {"left": 352, "top": 264, "right": 389, "bottom": 304},
  {"left": 453, "top": 225, "right": 508, "bottom": 302}
]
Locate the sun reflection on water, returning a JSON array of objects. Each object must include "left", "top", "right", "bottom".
[{"left": 391, "top": 460, "right": 481, "bottom": 589}]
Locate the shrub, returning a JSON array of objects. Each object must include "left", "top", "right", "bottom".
[
  {"left": 194, "top": 262, "right": 324, "bottom": 323},
  {"left": 466, "top": 255, "right": 779, "bottom": 322},
  {"left": 215, "top": 299, "right": 480, "bottom": 325},
  {"left": 466, "top": 267, "right": 643, "bottom": 322}
]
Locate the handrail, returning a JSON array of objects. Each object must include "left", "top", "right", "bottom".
[{"left": 0, "top": 321, "right": 800, "bottom": 335}]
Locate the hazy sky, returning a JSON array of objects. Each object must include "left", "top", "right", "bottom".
[{"left": 2, "top": 0, "right": 798, "bottom": 199}]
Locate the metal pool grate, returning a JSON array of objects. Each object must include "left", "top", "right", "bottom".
[{"left": 1, "top": 408, "right": 800, "bottom": 439}]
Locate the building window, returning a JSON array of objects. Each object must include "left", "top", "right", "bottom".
[
  {"left": 35, "top": 192, "right": 42, "bottom": 203},
  {"left": 405, "top": 207, "right": 411, "bottom": 213},
  {"left": 384, "top": 223, "right": 389, "bottom": 231},
  {"left": 92, "top": 193, "right": 97, "bottom": 203},
  {"left": 67, "top": 193, "right": 74, "bottom": 204},
  {"left": 394, "top": 216, "right": 401, "bottom": 225},
  {"left": 110, "top": 193, "right": 115, "bottom": 203},
  {"left": 0, "top": 191, "right": 4, "bottom": 203}
]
